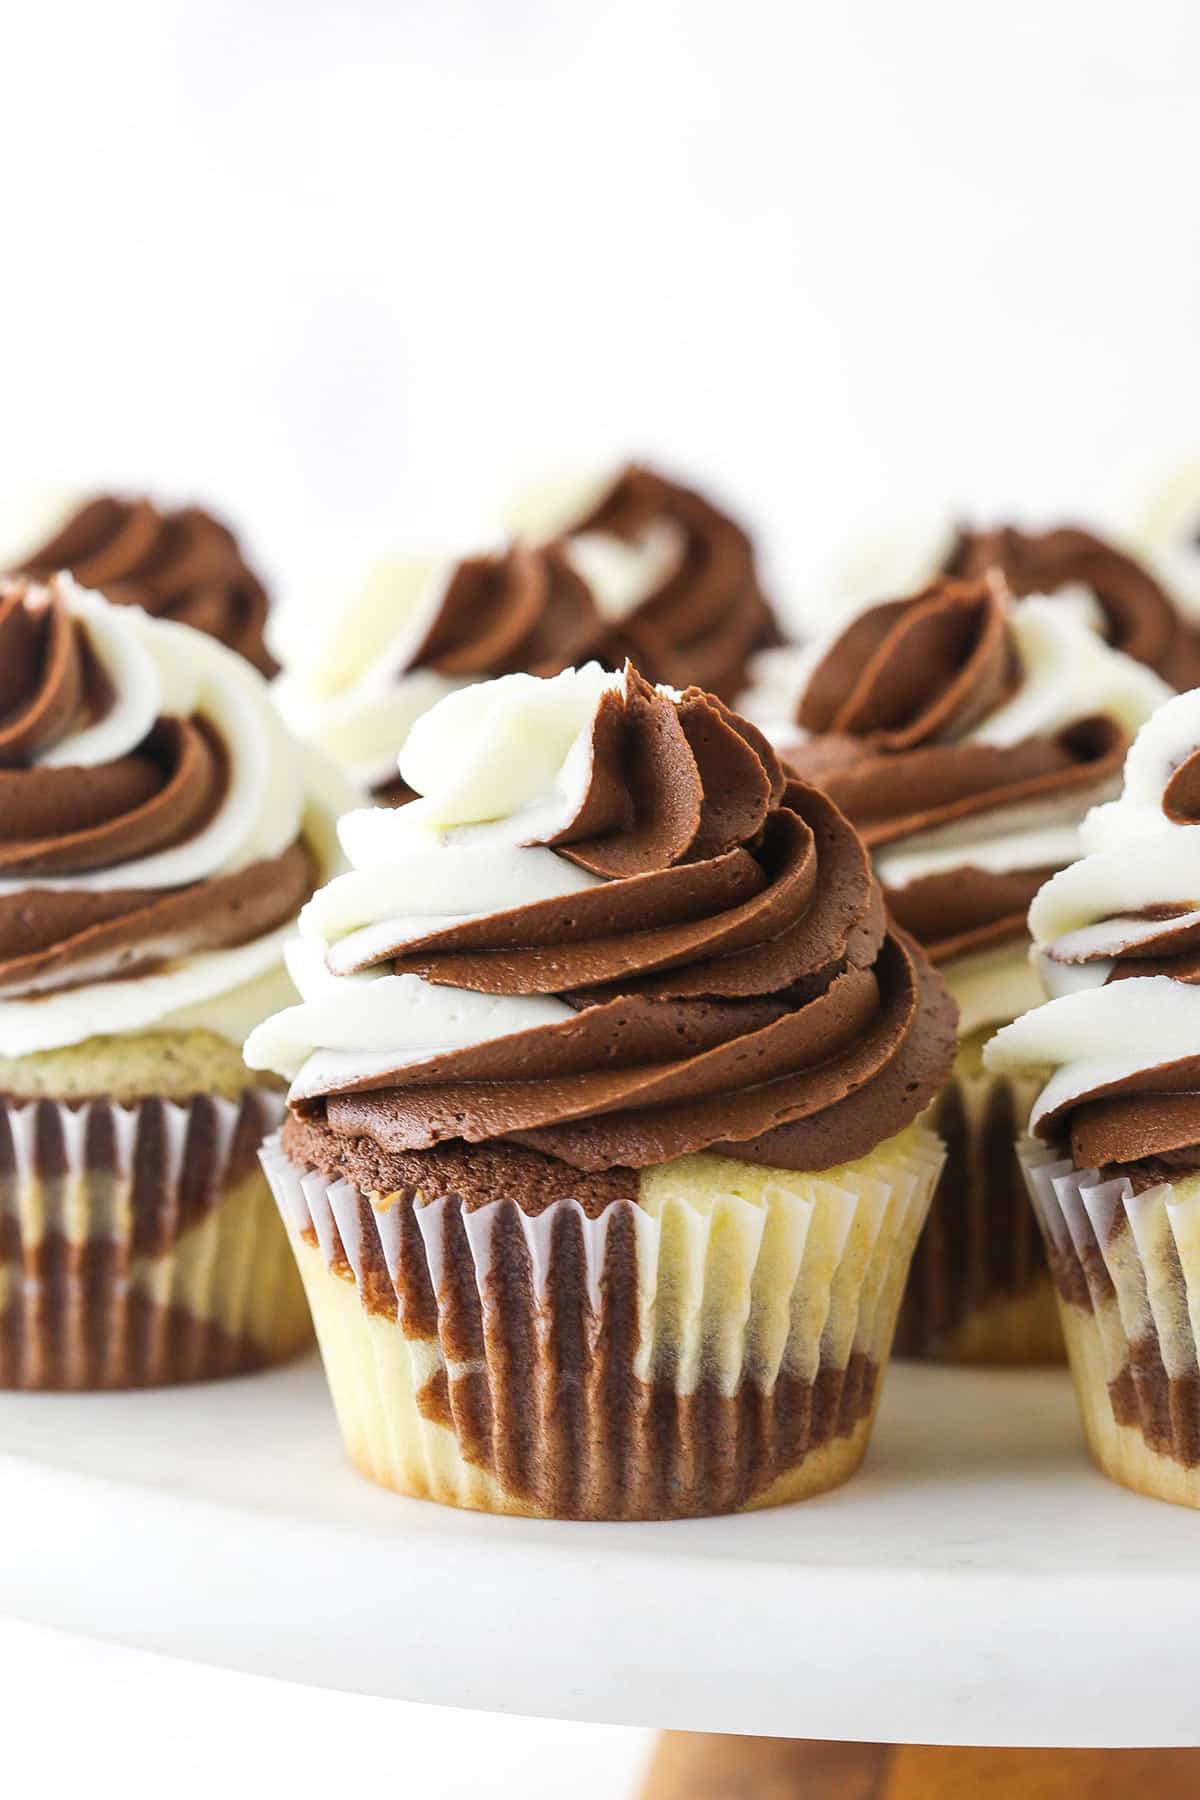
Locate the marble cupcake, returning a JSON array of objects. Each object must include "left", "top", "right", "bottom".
[
  {"left": 247, "top": 663, "right": 955, "bottom": 1520},
  {"left": 0, "top": 489, "right": 276, "bottom": 676},
  {"left": 740, "top": 577, "right": 1170, "bottom": 1362},
  {"left": 989, "top": 689, "right": 1200, "bottom": 1506},
  {"left": 0, "top": 573, "right": 348, "bottom": 1389}
]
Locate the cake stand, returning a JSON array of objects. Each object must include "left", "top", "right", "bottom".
[{"left": 3, "top": 1354, "right": 1199, "bottom": 1752}]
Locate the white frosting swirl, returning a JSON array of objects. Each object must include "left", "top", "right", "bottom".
[
  {"left": 503, "top": 464, "right": 685, "bottom": 616},
  {"left": 1125, "top": 455, "right": 1200, "bottom": 623},
  {"left": 272, "top": 554, "right": 468, "bottom": 791},
  {"left": 1, "top": 578, "right": 354, "bottom": 1055},
  {"left": 986, "top": 687, "right": 1200, "bottom": 1133},
  {"left": 244, "top": 665, "right": 621, "bottom": 1089}
]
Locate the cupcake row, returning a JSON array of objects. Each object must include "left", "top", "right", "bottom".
[{"left": 2, "top": 459, "right": 1200, "bottom": 1522}]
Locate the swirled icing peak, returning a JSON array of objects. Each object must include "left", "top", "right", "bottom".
[
  {"left": 8, "top": 493, "right": 276, "bottom": 677},
  {"left": 246, "top": 663, "right": 956, "bottom": 1177},
  {"left": 507, "top": 461, "right": 782, "bottom": 702},
  {"left": 274, "top": 543, "right": 679, "bottom": 800},
  {"left": 949, "top": 522, "right": 1200, "bottom": 687},
  {"left": 0, "top": 574, "right": 347, "bottom": 1056},
  {"left": 739, "top": 577, "right": 1171, "bottom": 1037},
  {"left": 988, "top": 687, "right": 1200, "bottom": 1176}
]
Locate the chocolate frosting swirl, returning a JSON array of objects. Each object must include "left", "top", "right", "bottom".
[
  {"left": 12, "top": 495, "right": 277, "bottom": 677},
  {"left": 251, "top": 666, "right": 956, "bottom": 1176},
  {"left": 789, "top": 577, "right": 1168, "bottom": 965},
  {"left": 552, "top": 463, "right": 782, "bottom": 701},
  {"left": 0, "top": 576, "right": 314, "bottom": 1016},
  {"left": 948, "top": 522, "right": 1200, "bottom": 688},
  {"left": 989, "top": 689, "right": 1200, "bottom": 1179}
]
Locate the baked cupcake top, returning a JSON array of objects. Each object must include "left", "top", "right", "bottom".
[
  {"left": 0, "top": 573, "right": 347, "bottom": 1058},
  {"left": 507, "top": 461, "right": 781, "bottom": 702},
  {"left": 1, "top": 492, "right": 277, "bottom": 678},
  {"left": 274, "top": 543, "right": 678, "bottom": 802},
  {"left": 245, "top": 663, "right": 955, "bottom": 1189},
  {"left": 988, "top": 688, "right": 1200, "bottom": 1184},
  {"left": 740, "top": 578, "right": 1170, "bottom": 1035}
]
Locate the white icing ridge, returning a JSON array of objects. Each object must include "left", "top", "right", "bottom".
[
  {"left": 734, "top": 642, "right": 823, "bottom": 746},
  {"left": 971, "top": 597, "right": 1169, "bottom": 750},
  {"left": 505, "top": 463, "right": 684, "bottom": 620},
  {"left": 502, "top": 464, "right": 625, "bottom": 543},
  {"left": 0, "top": 578, "right": 355, "bottom": 1055},
  {"left": 985, "top": 686, "right": 1200, "bottom": 1133},
  {"left": 244, "top": 664, "right": 624, "bottom": 1091},
  {"left": 272, "top": 553, "right": 470, "bottom": 790},
  {"left": 562, "top": 521, "right": 683, "bottom": 620},
  {"left": 1124, "top": 455, "right": 1200, "bottom": 624},
  {"left": 825, "top": 512, "right": 959, "bottom": 618},
  {"left": 0, "top": 485, "right": 83, "bottom": 574}
]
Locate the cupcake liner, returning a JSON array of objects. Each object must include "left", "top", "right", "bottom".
[
  {"left": 262, "top": 1124, "right": 944, "bottom": 1520},
  {"left": 0, "top": 1089, "right": 311, "bottom": 1390},
  {"left": 1019, "top": 1141, "right": 1200, "bottom": 1505},
  {"left": 895, "top": 1053, "right": 1062, "bottom": 1363}
]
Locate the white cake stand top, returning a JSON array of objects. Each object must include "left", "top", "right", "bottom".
[{"left": 2, "top": 1356, "right": 1196, "bottom": 1747}]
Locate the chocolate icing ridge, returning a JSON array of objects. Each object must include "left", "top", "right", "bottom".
[
  {"left": 947, "top": 522, "right": 1200, "bottom": 687},
  {"left": 789, "top": 576, "right": 1137, "bottom": 963},
  {"left": 0, "top": 576, "right": 315, "bottom": 1000},
  {"left": 13, "top": 494, "right": 277, "bottom": 677},
  {"left": 554, "top": 462, "right": 782, "bottom": 702},
  {"left": 291, "top": 669, "right": 957, "bottom": 1174}
]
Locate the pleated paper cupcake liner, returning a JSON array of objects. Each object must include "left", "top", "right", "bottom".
[
  {"left": 1019, "top": 1141, "right": 1200, "bottom": 1507},
  {"left": 0, "top": 1089, "right": 312, "bottom": 1390},
  {"left": 895, "top": 1052, "right": 1062, "bottom": 1364},
  {"left": 262, "top": 1123, "right": 945, "bottom": 1520}
]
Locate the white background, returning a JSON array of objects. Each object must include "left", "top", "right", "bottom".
[{"left": 1, "top": 3, "right": 1197, "bottom": 1795}]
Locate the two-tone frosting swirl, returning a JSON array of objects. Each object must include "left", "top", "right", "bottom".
[
  {"left": 947, "top": 522, "right": 1200, "bottom": 688},
  {"left": 5, "top": 493, "right": 277, "bottom": 677},
  {"left": 508, "top": 461, "right": 782, "bottom": 702},
  {"left": 988, "top": 689, "right": 1200, "bottom": 1180},
  {"left": 0, "top": 573, "right": 346, "bottom": 1055},
  {"left": 740, "top": 578, "right": 1171, "bottom": 1035},
  {"left": 274, "top": 544, "right": 678, "bottom": 802},
  {"left": 246, "top": 663, "right": 956, "bottom": 1180}
]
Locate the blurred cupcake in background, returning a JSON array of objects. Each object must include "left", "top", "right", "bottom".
[
  {"left": 0, "top": 573, "right": 349, "bottom": 1390},
  {"left": 989, "top": 688, "right": 1200, "bottom": 1507},
  {"left": 273, "top": 542, "right": 679, "bottom": 803},
  {"left": 816, "top": 511, "right": 1200, "bottom": 687},
  {"left": 1122, "top": 454, "right": 1200, "bottom": 627},
  {"left": 947, "top": 522, "right": 1200, "bottom": 688},
  {"left": 740, "top": 576, "right": 1170, "bottom": 1362},
  {"left": 0, "top": 488, "right": 277, "bottom": 676},
  {"left": 505, "top": 460, "right": 782, "bottom": 701},
  {"left": 274, "top": 460, "right": 781, "bottom": 802},
  {"left": 248, "top": 663, "right": 955, "bottom": 1519}
]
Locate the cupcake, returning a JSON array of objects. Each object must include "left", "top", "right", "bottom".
[
  {"left": 274, "top": 543, "right": 679, "bottom": 803},
  {"left": 505, "top": 460, "right": 782, "bottom": 701},
  {"left": 0, "top": 489, "right": 276, "bottom": 675},
  {"left": 740, "top": 577, "right": 1170, "bottom": 1362},
  {"left": 988, "top": 688, "right": 1200, "bottom": 1506},
  {"left": 0, "top": 573, "right": 348, "bottom": 1389},
  {"left": 246, "top": 663, "right": 955, "bottom": 1519}
]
